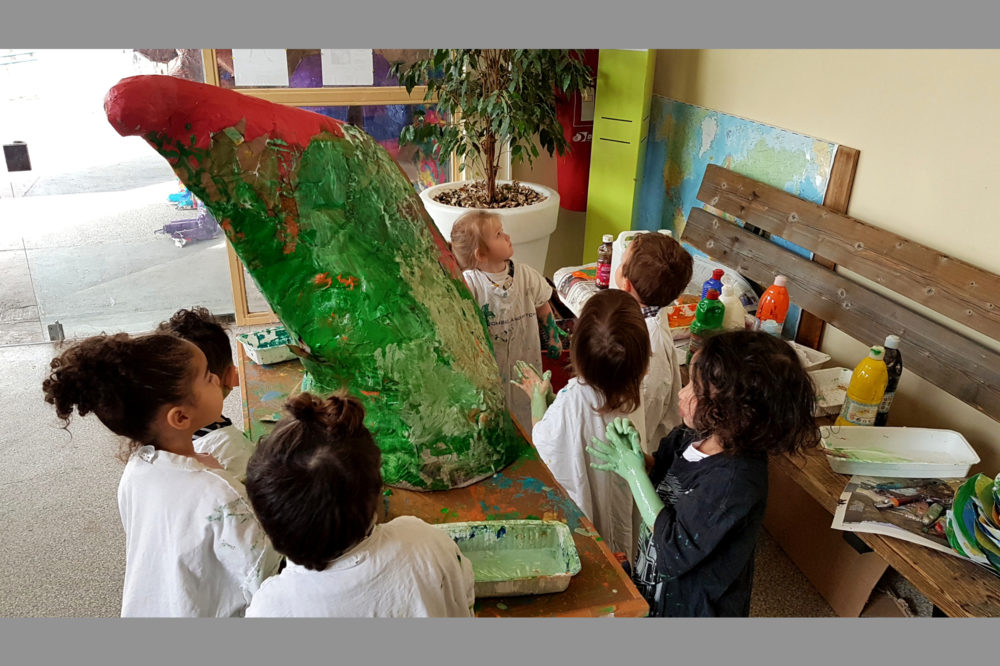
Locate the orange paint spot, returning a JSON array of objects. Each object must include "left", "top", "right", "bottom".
[
  {"left": 360, "top": 390, "right": 380, "bottom": 398},
  {"left": 314, "top": 272, "right": 333, "bottom": 289},
  {"left": 337, "top": 274, "right": 359, "bottom": 291}
]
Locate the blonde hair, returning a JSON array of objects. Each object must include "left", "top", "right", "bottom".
[{"left": 450, "top": 210, "right": 500, "bottom": 270}]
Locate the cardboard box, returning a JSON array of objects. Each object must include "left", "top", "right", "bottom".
[{"left": 763, "top": 460, "right": 889, "bottom": 617}]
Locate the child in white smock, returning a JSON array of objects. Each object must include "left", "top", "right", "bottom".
[
  {"left": 512, "top": 288, "right": 650, "bottom": 559},
  {"left": 244, "top": 392, "right": 476, "bottom": 618},
  {"left": 42, "top": 332, "right": 282, "bottom": 617},
  {"left": 614, "top": 232, "right": 693, "bottom": 453},
  {"left": 451, "top": 210, "right": 563, "bottom": 431}
]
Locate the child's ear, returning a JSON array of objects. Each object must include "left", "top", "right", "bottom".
[
  {"left": 164, "top": 404, "right": 193, "bottom": 431},
  {"left": 223, "top": 365, "right": 240, "bottom": 390}
]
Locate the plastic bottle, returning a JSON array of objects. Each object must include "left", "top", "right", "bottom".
[
  {"left": 754, "top": 275, "right": 790, "bottom": 337},
  {"left": 874, "top": 335, "right": 903, "bottom": 427},
  {"left": 834, "top": 346, "right": 889, "bottom": 427},
  {"left": 686, "top": 289, "right": 725, "bottom": 364},
  {"left": 701, "top": 269, "right": 725, "bottom": 299},
  {"left": 719, "top": 282, "right": 745, "bottom": 332},
  {"left": 596, "top": 234, "right": 614, "bottom": 289}
]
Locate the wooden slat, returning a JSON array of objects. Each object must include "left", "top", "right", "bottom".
[
  {"left": 683, "top": 208, "right": 1000, "bottom": 424},
  {"left": 792, "top": 145, "right": 861, "bottom": 349},
  {"left": 698, "top": 164, "right": 1000, "bottom": 343},
  {"left": 772, "top": 450, "right": 1000, "bottom": 617}
]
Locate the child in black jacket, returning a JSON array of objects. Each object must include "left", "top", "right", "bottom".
[{"left": 588, "top": 330, "right": 820, "bottom": 617}]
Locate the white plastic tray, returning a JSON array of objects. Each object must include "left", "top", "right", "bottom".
[
  {"left": 820, "top": 426, "right": 980, "bottom": 478},
  {"left": 809, "top": 367, "right": 852, "bottom": 416},
  {"left": 789, "top": 340, "right": 831, "bottom": 370}
]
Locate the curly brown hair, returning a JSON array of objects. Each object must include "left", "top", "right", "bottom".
[
  {"left": 571, "top": 289, "right": 651, "bottom": 414},
  {"left": 688, "top": 330, "right": 820, "bottom": 456},
  {"left": 42, "top": 333, "right": 199, "bottom": 461},
  {"left": 156, "top": 307, "right": 232, "bottom": 378},
  {"left": 245, "top": 391, "right": 383, "bottom": 571},
  {"left": 449, "top": 210, "right": 497, "bottom": 270},
  {"left": 622, "top": 232, "right": 693, "bottom": 307}
]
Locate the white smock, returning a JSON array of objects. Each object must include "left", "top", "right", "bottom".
[
  {"left": 117, "top": 446, "right": 282, "bottom": 617},
  {"left": 531, "top": 377, "right": 647, "bottom": 558},
  {"left": 463, "top": 261, "right": 552, "bottom": 431},
  {"left": 640, "top": 311, "right": 684, "bottom": 454},
  {"left": 245, "top": 516, "right": 475, "bottom": 617},
  {"left": 193, "top": 423, "right": 255, "bottom": 482}
]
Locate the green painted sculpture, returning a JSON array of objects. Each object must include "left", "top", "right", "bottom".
[{"left": 104, "top": 75, "right": 523, "bottom": 490}]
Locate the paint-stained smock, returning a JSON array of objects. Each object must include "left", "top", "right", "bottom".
[
  {"left": 639, "top": 310, "right": 683, "bottom": 454},
  {"left": 193, "top": 417, "right": 255, "bottom": 482},
  {"left": 245, "top": 516, "right": 476, "bottom": 617},
  {"left": 117, "top": 447, "right": 283, "bottom": 617},
  {"left": 632, "top": 426, "right": 768, "bottom": 617},
  {"left": 532, "top": 377, "right": 646, "bottom": 558},
  {"left": 463, "top": 260, "right": 552, "bottom": 432}
]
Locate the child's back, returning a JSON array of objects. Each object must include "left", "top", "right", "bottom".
[
  {"left": 244, "top": 392, "right": 475, "bottom": 618},
  {"left": 247, "top": 516, "right": 474, "bottom": 617}
]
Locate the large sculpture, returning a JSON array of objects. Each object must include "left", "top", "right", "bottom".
[{"left": 104, "top": 75, "right": 522, "bottom": 490}]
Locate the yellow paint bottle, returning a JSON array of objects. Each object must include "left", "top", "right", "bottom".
[{"left": 834, "top": 345, "right": 889, "bottom": 427}]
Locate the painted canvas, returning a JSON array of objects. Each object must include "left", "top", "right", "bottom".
[
  {"left": 636, "top": 97, "right": 840, "bottom": 334},
  {"left": 104, "top": 75, "right": 522, "bottom": 491}
]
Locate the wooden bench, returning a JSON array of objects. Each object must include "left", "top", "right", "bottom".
[{"left": 680, "top": 164, "right": 1000, "bottom": 617}]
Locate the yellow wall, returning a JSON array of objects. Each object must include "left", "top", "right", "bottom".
[{"left": 655, "top": 49, "right": 1000, "bottom": 472}]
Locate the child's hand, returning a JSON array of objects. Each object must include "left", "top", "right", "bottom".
[
  {"left": 587, "top": 417, "right": 645, "bottom": 480},
  {"left": 543, "top": 314, "right": 568, "bottom": 359},
  {"left": 510, "top": 360, "right": 551, "bottom": 399}
]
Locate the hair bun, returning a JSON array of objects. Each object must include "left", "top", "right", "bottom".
[
  {"left": 285, "top": 391, "right": 367, "bottom": 436},
  {"left": 287, "top": 392, "right": 325, "bottom": 423}
]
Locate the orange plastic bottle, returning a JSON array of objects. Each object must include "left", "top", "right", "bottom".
[
  {"left": 754, "top": 275, "right": 790, "bottom": 337},
  {"left": 834, "top": 346, "right": 889, "bottom": 427}
]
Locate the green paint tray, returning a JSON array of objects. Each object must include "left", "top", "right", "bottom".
[
  {"left": 237, "top": 326, "right": 297, "bottom": 365},
  {"left": 436, "top": 520, "right": 582, "bottom": 597}
]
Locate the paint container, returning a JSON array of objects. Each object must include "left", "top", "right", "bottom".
[
  {"left": 435, "top": 520, "right": 582, "bottom": 597},
  {"left": 237, "top": 326, "right": 298, "bottom": 365}
]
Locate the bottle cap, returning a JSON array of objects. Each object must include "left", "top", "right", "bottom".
[
  {"left": 711, "top": 269, "right": 724, "bottom": 280},
  {"left": 602, "top": 234, "right": 613, "bottom": 243},
  {"left": 705, "top": 289, "right": 720, "bottom": 300},
  {"left": 884, "top": 334, "right": 900, "bottom": 349},
  {"left": 869, "top": 345, "right": 885, "bottom": 360},
  {"left": 773, "top": 275, "right": 787, "bottom": 287}
]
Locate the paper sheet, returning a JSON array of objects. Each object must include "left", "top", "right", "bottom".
[
  {"left": 231, "top": 49, "right": 289, "bottom": 87},
  {"left": 320, "top": 49, "right": 373, "bottom": 86}
]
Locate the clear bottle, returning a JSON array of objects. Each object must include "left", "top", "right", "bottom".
[
  {"left": 686, "top": 289, "right": 725, "bottom": 364},
  {"left": 719, "top": 282, "right": 746, "bottom": 332},
  {"left": 701, "top": 269, "right": 725, "bottom": 300},
  {"left": 874, "top": 335, "right": 903, "bottom": 426},
  {"left": 596, "top": 234, "right": 614, "bottom": 289},
  {"left": 835, "top": 346, "right": 889, "bottom": 427},
  {"left": 754, "top": 275, "right": 790, "bottom": 337}
]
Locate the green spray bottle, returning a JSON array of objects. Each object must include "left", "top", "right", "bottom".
[{"left": 686, "top": 289, "right": 725, "bottom": 364}]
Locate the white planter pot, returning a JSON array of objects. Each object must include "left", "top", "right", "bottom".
[{"left": 419, "top": 180, "right": 560, "bottom": 275}]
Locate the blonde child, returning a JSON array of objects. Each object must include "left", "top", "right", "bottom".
[
  {"left": 512, "top": 288, "right": 650, "bottom": 558},
  {"left": 42, "top": 332, "right": 282, "bottom": 617},
  {"left": 451, "top": 210, "right": 563, "bottom": 431},
  {"left": 157, "top": 307, "right": 254, "bottom": 479},
  {"left": 244, "top": 392, "right": 476, "bottom": 617},
  {"left": 614, "top": 232, "right": 693, "bottom": 452},
  {"left": 588, "top": 330, "right": 820, "bottom": 616}
]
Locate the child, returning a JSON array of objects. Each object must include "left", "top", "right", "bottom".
[
  {"left": 42, "top": 332, "right": 282, "bottom": 617},
  {"left": 615, "top": 231, "right": 693, "bottom": 453},
  {"left": 451, "top": 210, "right": 563, "bottom": 431},
  {"left": 243, "top": 391, "right": 476, "bottom": 617},
  {"left": 587, "top": 330, "right": 820, "bottom": 617},
  {"left": 512, "top": 288, "right": 650, "bottom": 558},
  {"left": 156, "top": 307, "right": 254, "bottom": 479}
]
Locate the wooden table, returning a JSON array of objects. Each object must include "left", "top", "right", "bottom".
[
  {"left": 775, "top": 445, "right": 1000, "bottom": 617},
  {"left": 237, "top": 347, "right": 649, "bottom": 618}
]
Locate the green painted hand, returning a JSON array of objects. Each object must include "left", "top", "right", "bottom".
[
  {"left": 544, "top": 314, "right": 567, "bottom": 360},
  {"left": 510, "top": 360, "right": 554, "bottom": 423},
  {"left": 587, "top": 417, "right": 665, "bottom": 528}
]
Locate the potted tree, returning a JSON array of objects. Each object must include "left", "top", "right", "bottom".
[{"left": 390, "top": 49, "right": 594, "bottom": 273}]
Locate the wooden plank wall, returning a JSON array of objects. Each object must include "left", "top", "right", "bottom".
[{"left": 683, "top": 206, "right": 1000, "bottom": 424}]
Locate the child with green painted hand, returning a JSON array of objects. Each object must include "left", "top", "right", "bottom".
[
  {"left": 588, "top": 330, "right": 820, "bottom": 617},
  {"left": 513, "top": 289, "right": 650, "bottom": 558}
]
